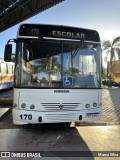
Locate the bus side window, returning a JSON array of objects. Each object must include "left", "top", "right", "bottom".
[
  {"left": 0, "top": 63, "right": 1, "bottom": 73},
  {"left": 6, "top": 64, "right": 8, "bottom": 73},
  {"left": 1, "top": 63, "right": 7, "bottom": 74},
  {"left": 7, "top": 64, "right": 9, "bottom": 74},
  {"left": 8, "top": 64, "right": 12, "bottom": 74},
  {"left": 12, "top": 65, "right": 13, "bottom": 73}
]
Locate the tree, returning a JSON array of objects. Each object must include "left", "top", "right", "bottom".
[
  {"left": 102, "top": 36, "right": 120, "bottom": 86},
  {"left": 11, "top": 54, "right": 15, "bottom": 62},
  {"left": 102, "top": 67, "right": 107, "bottom": 79}
]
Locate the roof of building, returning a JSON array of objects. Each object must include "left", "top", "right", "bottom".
[{"left": 0, "top": 0, "right": 64, "bottom": 32}]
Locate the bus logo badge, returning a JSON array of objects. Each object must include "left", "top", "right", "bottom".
[{"left": 59, "top": 104, "right": 63, "bottom": 110}]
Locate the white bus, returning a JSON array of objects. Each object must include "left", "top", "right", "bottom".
[
  {"left": 4, "top": 24, "right": 102, "bottom": 125},
  {"left": 0, "top": 59, "right": 14, "bottom": 90}
]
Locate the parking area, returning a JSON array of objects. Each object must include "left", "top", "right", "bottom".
[{"left": 101, "top": 88, "right": 120, "bottom": 125}]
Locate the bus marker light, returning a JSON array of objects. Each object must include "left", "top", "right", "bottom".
[
  {"left": 30, "top": 104, "right": 35, "bottom": 109},
  {"left": 93, "top": 102, "right": 97, "bottom": 107},
  {"left": 21, "top": 103, "right": 26, "bottom": 108},
  {"left": 85, "top": 104, "right": 90, "bottom": 108}
]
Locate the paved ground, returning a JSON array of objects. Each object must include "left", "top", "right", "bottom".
[
  {"left": 101, "top": 88, "right": 120, "bottom": 125},
  {"left": 0, "top": 125, "right": 120, "bottom": 160}
]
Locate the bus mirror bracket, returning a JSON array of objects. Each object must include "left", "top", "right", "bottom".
[{"left": 4, "top": 39, "right": 16, "bottom": 62}]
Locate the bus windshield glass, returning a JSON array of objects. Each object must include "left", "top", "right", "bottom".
[{"left": 15, "top": 39, "right": 101, "bottom": 88}]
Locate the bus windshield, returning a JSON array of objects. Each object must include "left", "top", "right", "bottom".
[{"left": 15, "top": 39, "right": 101, "bottom": 88}]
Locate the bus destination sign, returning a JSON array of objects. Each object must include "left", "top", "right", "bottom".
[
  {"left": 52, "top": 30, "right": 85, "bottom": 39},
  {"left": 18, "top": 24, "right": 100, "bottom": 42}
]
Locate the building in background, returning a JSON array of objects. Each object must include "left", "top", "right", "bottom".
[{"left": 107, "top": 60, "right": 120, "bottom": 83}]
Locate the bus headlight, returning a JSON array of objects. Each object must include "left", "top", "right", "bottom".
[
  {"left": 21, "top": 103, "right": 26, "bottom": 108},
  {"left": 85, "top": 104, "right": 90, "bottom": 108},
  {"left": 93, "top": 102, "right": 97, "bottom": 107},
  {"left": 30, "top": 104, "right": 35, "bottom": 109}
]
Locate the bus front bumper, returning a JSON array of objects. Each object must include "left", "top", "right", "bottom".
[{"left": 12, "top": 108, "right": 102, "bottom": 125}]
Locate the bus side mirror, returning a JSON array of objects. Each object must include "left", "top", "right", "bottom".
[{"left": 4, "top": 44, "right": 12, "bottom": 62}]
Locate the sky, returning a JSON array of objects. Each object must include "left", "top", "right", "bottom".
[{"left": 0, "top": 0, "right": 120, "bottom": 58}]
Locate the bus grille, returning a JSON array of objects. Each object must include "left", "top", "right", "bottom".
[
  {"left": 41, "top": 103, "right": 80, "bottom": 111},
  {"left": 45, "top": 113, "right": 76, "bottom": 122}
]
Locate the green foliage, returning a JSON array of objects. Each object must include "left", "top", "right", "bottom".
[
  {"left": 11, "top": 54, "right": 15, "bottom": 62},
  {"left": 101, "top": 67, "right": 107, "bottom": 79},
  {"left": 102, "top": 36, "right": 120, "bottom": 86}
]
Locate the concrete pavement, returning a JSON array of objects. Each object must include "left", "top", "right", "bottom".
[
  {"left": 0, "top": 108, "right": 11, "bottom": 121},
  {"left": 101, "top": 87, "right": 120, "bottom": 125},
  {"left": 0, "top": 98, "right": 12, "bottom": 122},
  {"left": 0, "top": 125, "right": 120, "bottom": 160}
]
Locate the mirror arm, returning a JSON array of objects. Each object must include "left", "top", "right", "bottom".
[{"left": 7, "top": 39, "right": 16, "bottom": 44}]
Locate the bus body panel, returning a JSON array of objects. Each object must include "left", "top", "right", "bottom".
[
  {"left": 0, "top": 60, "right": 14, "bottom": 90},
  {"left": 13, "top": 88, "right": 102, "bottom": 125},
  {"left": 13, "top": 108, "right": 102, "bottom": 125}
]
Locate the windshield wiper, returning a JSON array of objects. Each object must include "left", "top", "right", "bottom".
[{"left": 72, "top": 39, "right": 84, "bottom": 59}]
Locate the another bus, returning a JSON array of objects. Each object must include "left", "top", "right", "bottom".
[
  {"left": 0, "top": 59, "right": 14, "bottom": 90},
  {"left": 108, "top": 61, "right": 120, "bottom": 84},
  {"left": 4, "top": 24, "right": 102, "bottom": 125}
]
